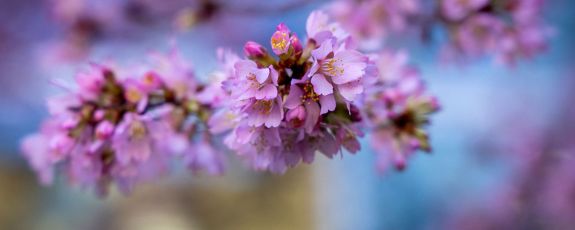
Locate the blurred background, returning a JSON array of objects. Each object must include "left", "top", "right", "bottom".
[{"left": 1, "top": 0, "right": 574, "bottom": 229}]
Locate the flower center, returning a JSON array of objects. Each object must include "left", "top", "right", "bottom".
[
  {"left": 125, "top": 88, "right": 143, "bottom": 103},
  {"left": 301, "top": 83, "right": 320, "bottom": 103},
  {"left": 271, "top": 32, "right": 289, "bottom": 51},
  {"left": 392, "top": 110, "right": 416, "bottom": 134},
  {"left": 321, "top": 58, "right": 344, "bottom": 77},
  {"left": 129, "top": 121, "right": 147, "bottom": 139},
  {"left": 254, "top": 100, "right": 274, "bottom": 115}
]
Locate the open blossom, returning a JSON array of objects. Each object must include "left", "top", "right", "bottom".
[
  {"left": 21, "top": 51, "right": 225, "bottom": 196},
  {"left": 362, "top": 51, "right": 439, "bottom": 172},
  {"left": 270, "top": 23, "right": 302, "bottom": 56},
  {"left": 308, "top": 39, "right": 367, "bottom": 103}
]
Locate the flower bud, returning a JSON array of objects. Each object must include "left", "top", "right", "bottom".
[
  {"left": 93, "top": 110, "right": 105, "bottom": 121},
  {"left": 244, "top": 41, "right": 268, "bottom": 59},
  {"left": 394, "top": 154, "right": 406, "bottom": 171},
  {"left": 95, "top": 120, "right": 115, "bottom": 140},
  {"left": 290, "top": 34, "right": 303, "bottom": 54},
  {"left": 286, "top": 105, "right": 306, "bottom": 127}
]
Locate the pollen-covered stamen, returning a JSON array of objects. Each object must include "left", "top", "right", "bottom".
[
  {"left": 272, "top": 33, "right": 288, "bottom": 50},
  {"left": 253, "top": 100, "right": 274, "bottom": 115},
  {"left": 271, "top": 30, "right": 290, "bottom": 55},
  {"left": 301, "top": 83, "right": 320, "bottom": 103},
  {"left": 129, "top": 120, "right": 147, "bottom": 139},
  {"left": 321, "top": 58, "right": 344, "bottom": 77}
]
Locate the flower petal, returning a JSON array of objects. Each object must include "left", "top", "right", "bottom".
[
  {"left": 319, "top": 94, "right": 336, "bottom": 114},
  {"left": 312, "top": 39, "right": 333, "bottom": 60},
  {"left": 264, "top": 99, "right": 283, "bottom": 128},
  {"left": 234, "top": 60, "right": 257, "bottom": 79},
  {"left": 304, "top": 102, "right": 320, "bottom": 133},
  {"left": 332, "top": 50, "right": 367, "bottom": 84},
  {"left": 255, "top": 84, "right": 278, "bottom": 100},
  {"left": 284, "top": 86, "right": 303, "bottom": 109},
  {"left": 255, "top": 67, "right": 270, "bottom": 83},
  {"left": 311, "top": 74, "right": 333, "bottom": 95},
  {"left": 338, "top": 80, "right": 363, "bottom": 102}
]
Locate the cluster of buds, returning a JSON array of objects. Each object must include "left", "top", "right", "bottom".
[{"left": 22, "top": 50, "right": 224, "bottom": 196}]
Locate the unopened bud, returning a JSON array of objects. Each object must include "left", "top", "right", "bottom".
[{"left": 244, "top": 41, "right": 268, "bottom": 59}]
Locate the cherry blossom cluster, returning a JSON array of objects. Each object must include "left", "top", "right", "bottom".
[
  {"left": 440, "top": 0, "right": 551, "bottom": 64},
  {"left": 362, "top": 51, "right": 439, "bottom": 171},
  {"left": 22, "top": 10, "right": 440, "bottom": 194},
  {"left": 210, "top": 11, "right": 368, "bottom": 173},
  {"left": 328, "top": 0, "right": 551, "bottom": 64},
  {"left": 22, "top": 50, "right": 224, "bottom": 196}
]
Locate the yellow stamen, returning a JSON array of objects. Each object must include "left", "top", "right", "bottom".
[
  {"left": 254, "top": 100, "right": 274, "bottom": 115},
  {"left": 271, "top": 32, "right": 288, "bottom": 51},
  {"left": 125, "top": 88, "right": 142, "bottom": 103},
  {"left": 301, "top": 83, "right": 320, "bottom": 103},
  {"left": 322, "top": 58, "right": 344, "bottom": 77}
]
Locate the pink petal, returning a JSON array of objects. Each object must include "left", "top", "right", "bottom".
[
  {"left": 284, "top": 86, "right": 303, "bottom": 109},
  {"left": 305, "top": 60, "right": 320, "bottom": 78},
  {"left": 270, "top": 67, "right": 279, "bottom": 85},
  {"left": 264, "top": 98, "right": 284, "bottom": 128},
  {"left": 255, "top": 67, "right": 270, "bottom": 83},
  {"left": 332, "top": 50, "right": 367, "bottom": 84},
  {"left": 312, "top": 39, "right": 333, "bottom": 60},
  {"left": 318, "top": 133, "right": 339, "bottom": 158},
  {"left": 234, "top": 60, "right": 257, "bottom": 78},
  {"left": 304, "top": 102, "right": 320, "bottom": 133},
  {"left": 311, "top": 74, "right": 333, "bottom": 95},
  {"left": 255, "top": 84, "right": 278, "bottom": 100},
  {"left": 338, "top": 80, "right": 363, "bottom": 102},
  {"left": 319, "top": 94, "right": 336, "bottom": 114}
]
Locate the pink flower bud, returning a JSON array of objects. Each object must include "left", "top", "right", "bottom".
[
  {"left": 95, "top": 121, "right": 115, "bottom": 140},
  {"left": 290, "top": 34, "right": 303, "bottom": 54},
  {"left": 244, "top": 41, "right": 267, "bottom": 58},
  {"left": 276, "top": 23, "right": 291, "bottom": 33},
  {"left": 394, "top": 155, "right": 406, "bottom": 171},
  {"left": 286, "top": 105, "right": 306, "bottom": 127},
  {"left": 94, "top": 110, "right": 105, "bottom": 121}
]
